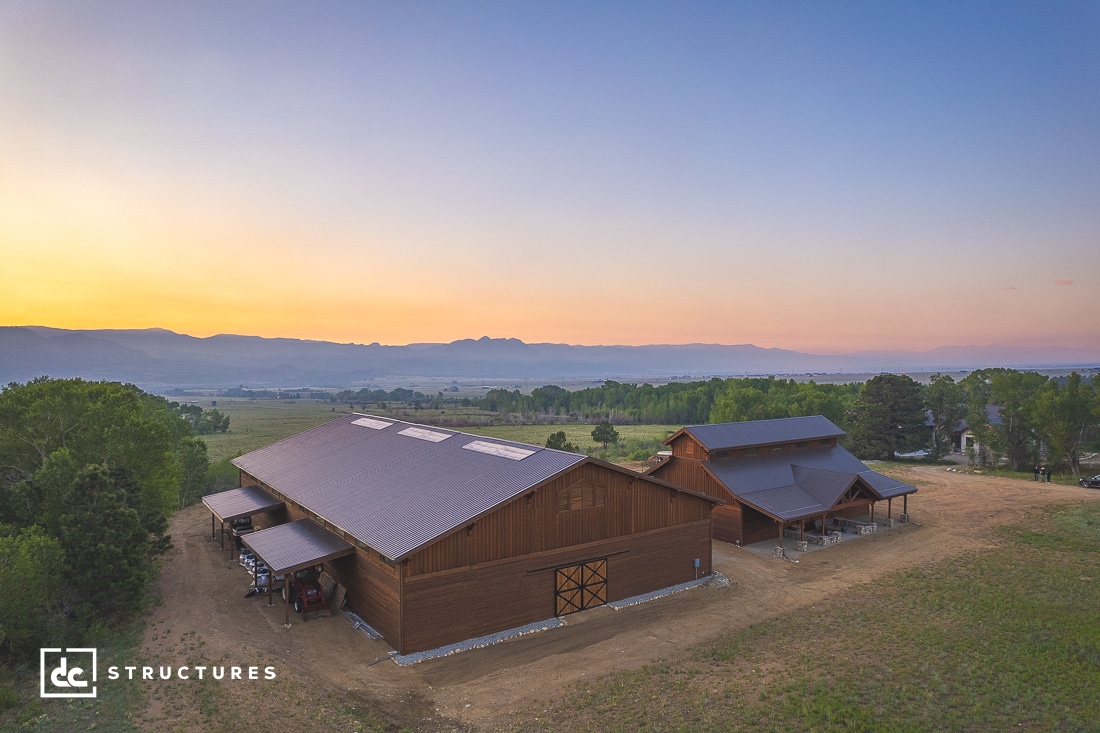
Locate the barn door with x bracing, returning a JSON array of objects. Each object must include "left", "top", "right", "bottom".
[{"left": 555, "top": 558, "right": 607, "bottom": 616}]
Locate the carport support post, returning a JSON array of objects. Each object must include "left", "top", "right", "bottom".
[
  {"left": 871, "top": 502, "right": 876, "bottom": 524},
  {"left": 821, "top": 514, "right": 827, "bottom": 541},
  {"left": 211, "top": 513, "right": 216, "bottom": 541},
  {"left": 284, "top": 578, "right": 290, "bottom": 625},
  {"left": 887, "top": 498, "right": 893, "bottom": 520},
  {"left": 799, "top": 519, "right": 805, "bottom": 543},
  {"left": 777, "top": 521, "right": 783, "bottom": 550},
  {"left": 903, "top": 494, "right": 908, "bottom": 515}
]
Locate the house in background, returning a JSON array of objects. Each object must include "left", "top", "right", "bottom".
[
  {"left": 205, "top": 414, "right": 719, "bottom": 655},
  {"left": 648, "top": 415, "right": 916, "bottom": 553}
]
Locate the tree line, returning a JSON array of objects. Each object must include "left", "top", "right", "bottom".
[
  {"left": 0, "top": 378, "right": 213, "bottom": 667},
  {"left": 477, "top": 372, "right": 1100, "bottom": 474}
]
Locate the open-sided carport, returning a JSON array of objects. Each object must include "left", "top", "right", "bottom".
[
  {"left": 241, "top": 519, "right": 355, "bottom": 624},
  {"left": 201, "top": 485, "right": 284, "bottom": 555}
]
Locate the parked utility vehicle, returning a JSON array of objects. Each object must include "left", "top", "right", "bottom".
[{"left": 282, "top": 568, "right": 329, "bottom": 615}]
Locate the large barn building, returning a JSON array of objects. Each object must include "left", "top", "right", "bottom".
[
  {"left": 648, "top": 415, "right": 916, "bottom": 550},
  {"left": 204, "top": 414, "right": 719, "bottom": 655}
]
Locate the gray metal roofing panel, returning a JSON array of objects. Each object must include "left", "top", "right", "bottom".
[
  {"left": 790, "top": 465, "right": 856, "bottom": 507},
  {"left": 232, "top": 415, "right": 586, "bottom": 560},
  {"left": 739, "top": 485, "right": 830, "bottom": 521},
  {"left": 241, "top": 519, "right": 355, "bottom": 575},
  {"left": 857, "top": 470, "right": 914, "bottom": 499},
  {"left": 704, "top": 445, "right": 915, "bottom": 521},
  {"left": 685, "top": 416, "right": 845, "bottom": 451},
  {"left": 201, "top": 485, "right": 284, "bottom": 522}
]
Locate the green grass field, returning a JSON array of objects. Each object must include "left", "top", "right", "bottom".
[
  {"left": 534, "top": 501, "right": 1100, "bottom": 732},
  {"left": 197, "top": 399, "right": 346, "bottom": 461},
  {"left": 199, "top": 399, "right": 678, "bottom": 463}
]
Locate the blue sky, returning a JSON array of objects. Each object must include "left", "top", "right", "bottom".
[{"left": 1, "top": 1, "right": 1097, "bottom": 351}]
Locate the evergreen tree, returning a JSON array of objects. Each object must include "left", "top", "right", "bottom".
[
  {"left": 591, "top": 421, "right": 620, "bottom": 449},
  {"left": 846, "top": 374, "right": 926, "bottom": 460}
]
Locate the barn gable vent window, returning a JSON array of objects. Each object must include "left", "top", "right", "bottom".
[
  {"left": 398, "top": 426, "right": 451, "bottom": 442},
  {"left": 743, "top": 447, "right": 759, "bottom": 456},
  {"left": 352, "top": 416, "right": 393, "bottom": 430},
  {"left": 558, "top": 481, "right": 606, "bottom": 511},
  {"left": 770, "top": 445, "right": 785, "bottom": 454},
  {"left": 463, "top": 440, "right": 535, "bottom": 460}
]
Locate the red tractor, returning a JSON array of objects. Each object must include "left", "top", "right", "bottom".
[{"left": 282, "top": 568, "right": 330, "bottom": 617}]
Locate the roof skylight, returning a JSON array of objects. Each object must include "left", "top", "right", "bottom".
[
  {"left": 463, "top": 440, "right": 536, "bottom": 460},
  {"left": 351, "top": 417, "right": 393, "bottom": 430},
  {"left": 398, "top": 427, "right": 452, "bottom": 443}
]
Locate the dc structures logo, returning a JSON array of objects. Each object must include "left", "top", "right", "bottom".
[{"left": 40, "top": 648, "right": 97, "bottom": 698}]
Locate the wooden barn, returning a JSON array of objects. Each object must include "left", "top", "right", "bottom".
[
  {"left": 203, "top": 414, "right": 719, "bottom": 655},
  {"left": 648, "top": 416, "right": 916, "bottom": 550}
]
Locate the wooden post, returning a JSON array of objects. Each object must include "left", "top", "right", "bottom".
[
  {"left": 821, "top": 514, "right": 827, "bottom": 540},
  {"left": 800, "top": 519, "right": 805, "bottom": 542},
  {"left": 284, "top": 575, "right": 290, "bottom": 625},
  {"left": 903, "top": 494, "right": 908, "bottom": 515},
  {"left": 870, "top": 502, "right": 875, "bottom": 524},
  {"left": 211, "top": 513, "right": 216, "bottom": 540},
  {"left": 777, "top": 521, "right": 784, "bottom": 550},
  {"left": 219, "top": 520, "right": 225, "bottom": 550},
  {"left": 887, "top": 498, "right": 893, "bottom": 519}
]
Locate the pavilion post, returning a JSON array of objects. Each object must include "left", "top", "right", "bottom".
[{"left": 888, "top": 498, "right": 893, "bottom": 519}]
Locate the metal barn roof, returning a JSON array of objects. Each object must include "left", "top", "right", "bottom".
[
  {"left": 232, "top": 414, "right": 588, "bottom": 561},
  {"left": 241, "top": 519, "right": 355, "bottom": 575},
  {"left": 201, "top": 484, "right": 284, "bottom": 522},
  {"left": 677, "top": 415, "right": 845, "bottom": 451},
  {"left": 703, "top": 444, "right": 916, "bottom": 522}
]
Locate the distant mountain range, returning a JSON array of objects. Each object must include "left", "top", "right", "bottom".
[{"left": 2, "top": 326, "right": 1098, "bottom": 390}]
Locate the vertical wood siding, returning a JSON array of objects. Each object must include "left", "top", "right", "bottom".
[
  {"left": 405, "top": 463, "right": 713, "bottom": 576},
  {"left": 400, "top": 519, "right": 712, "bottom": 654}
]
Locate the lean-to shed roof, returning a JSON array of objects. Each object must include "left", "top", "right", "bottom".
[{"left": 231, "top": 414, "right": 588, "bottom": 561}]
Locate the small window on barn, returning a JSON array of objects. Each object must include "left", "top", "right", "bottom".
[
  {"left": 558, "top": 481, "right": 607, "bottom": 511},
  {"left": 820, "top": 438, "right": 833, "bottom": 447},
  {"left": 685, "top": 442, "right": 695, "bottom": 457},
  {"left": 379, "top": 553, "right": 395, "bottom": 567},
  {"left": 796, "top": 441, "right": 809, "bottom": 449},
  {"left": 770, "top": 445, "right": 785, "bottom": 454},
  {"left": 743, "top": 447, "right": 758, "bottom": 456}
]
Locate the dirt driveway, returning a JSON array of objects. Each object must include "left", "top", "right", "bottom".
[{"left": 138, "top": 467, "right": 1098, "bottom": 731}]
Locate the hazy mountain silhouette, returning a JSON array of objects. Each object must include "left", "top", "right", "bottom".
[{"left": 2, "top": 327, "right": 1097, "bottom": 389}]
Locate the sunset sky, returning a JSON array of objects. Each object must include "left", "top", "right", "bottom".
[{"left": 2, "top": 1, "right": 1098, "bottom": 353}]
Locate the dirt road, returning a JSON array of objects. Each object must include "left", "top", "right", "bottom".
[{"left": 138, "top": 466, "right": 1098, "bottom": 731}]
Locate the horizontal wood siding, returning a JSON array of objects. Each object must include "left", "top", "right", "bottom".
[
  {"left": 741, "top": 505, "right": 776, "bottom": 545},
  {"left": 405, "top": 462, "right": 714, "bottom": 577},
  {"left": 712, "top": 503, "right": 742, "bottom": 544},
  {"left": 400, "top": 519, "right": 712, "bottom": 654}
]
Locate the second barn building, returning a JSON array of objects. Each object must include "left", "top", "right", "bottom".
[{"left": 648, "top": 415, "right": 916, "bottom": 550}]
